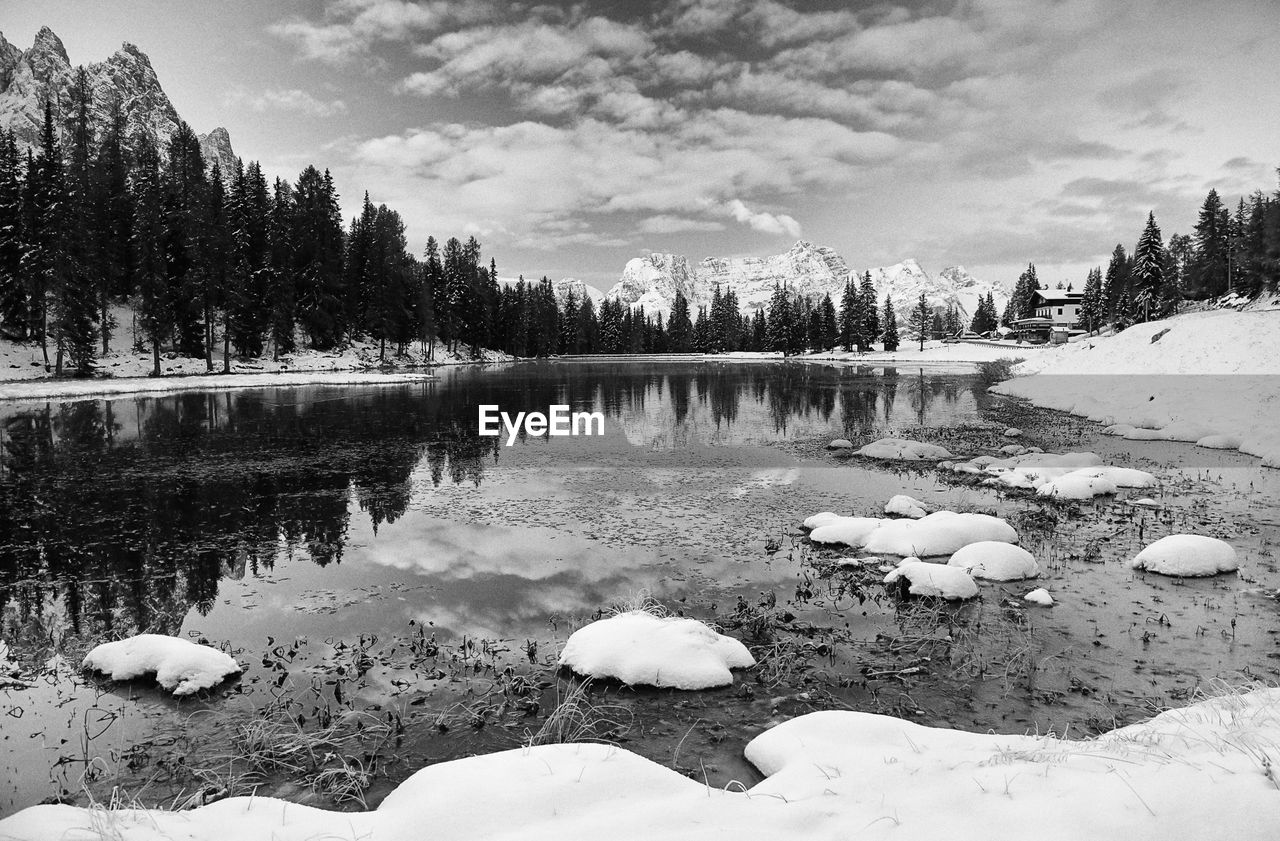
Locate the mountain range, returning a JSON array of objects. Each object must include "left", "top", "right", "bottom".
[
  {"left": 603, "top": 241, "right": 1008, "bottom": 323},
  {"left": 0, "top": 26, "right": 236, "bottom": 174}
]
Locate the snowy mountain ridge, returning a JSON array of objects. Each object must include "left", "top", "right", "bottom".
[
  {"left": 607, "top": 242, "right": 1008, "bottom": 322},
  {"left": 0, "top": 26, "right": 237, "bottom": 175}
]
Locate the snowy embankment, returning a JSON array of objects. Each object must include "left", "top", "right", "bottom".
[
  {"left": 3, "top": 687, "right": 1277, "bottom": 840},
  {"left": 991, "top": 309, "right": 1280, "bottom": 466},
  {"left": 723, "top": 339, "right": 1036, "bottom": 366},
  {"left": 0, "top": 336, "right": 510, "bottom": 400}
]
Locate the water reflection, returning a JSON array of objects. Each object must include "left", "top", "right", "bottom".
[{"left": 0, "top": 363, "right": 981, "bottom": 648}]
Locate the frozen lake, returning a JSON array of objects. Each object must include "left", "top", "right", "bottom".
[{"left": 1, "top": 361, "right": 1277, "bottom": 814}]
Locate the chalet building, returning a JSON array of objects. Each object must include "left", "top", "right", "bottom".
[{"left": 1011, "top": 289, "right": 1084, "bottom": 344}]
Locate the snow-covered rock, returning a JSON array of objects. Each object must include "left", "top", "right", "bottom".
[
  {"left": 1003, "top": 427, "right": 1022, "bottom": 437},
  {"left": 808, "top": 516, "right": 883, "bottom": 546},
  {"left": 81, "top": 634, "right": 242, "bottom": 695},
  {"left": 854, "top": 437, "right": 954, "bottom": 460},
  {"left": 1129, "top": 535, "right": 1239, "bottom": 577},
  {"left": 826, "top": 438, "right": 854, "bottom": 450},
  {"left": 884, "top": 560, "right": 979, "bottom": 600},
  {"left": 6, "top": 688, "right": 1280, "bottom": 841},
  {"left": 557, "top": 611, "right": 754, "bottom": 689},
  {"left": 1035, "top": 471, "right": 1118, "bottom": 500},
  {"left": 1196, "top": 433, "right": 1243, "bottom": 450},
  {"left": 1023, "top": 588, "right": 1054, "bottom": 606},
  {"left": 947, "top": 542, "right": 1039, "bottom": 581},
  {"left": 0, "top": 28, "right": 235, "bottom": 171},
  {"left": 553, "top": 277, "right": 606, "bottom": 308},
  {"left": 862, "top": 511, "right": 1018, "bottom": 556},
  {"left": 884, "top": 494, "right": 928, "bottom": 518}
]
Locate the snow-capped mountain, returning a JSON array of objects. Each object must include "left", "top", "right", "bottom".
[
  {"left": 553, "top": 278, "right": 607, "bottom": 308},
  {"left": 607, "top": 241, "right": 1007, "bottom": 322},
  {"left": 0, "top": 27, "right": 236, "bottom": 174},
  {"left": 608, "top": 241, "right": 849, "bottom": 317},
  {"left": 866, "top": 260, "right": 1008, "bottom": 323}
]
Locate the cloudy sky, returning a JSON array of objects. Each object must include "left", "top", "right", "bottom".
[{"left": 7, "top": 0, "right": 1279, "bottom": 291}]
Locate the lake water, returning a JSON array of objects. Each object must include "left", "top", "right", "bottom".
[{"left": 2, "top": 361, "right": 1277, "bottom": 814}]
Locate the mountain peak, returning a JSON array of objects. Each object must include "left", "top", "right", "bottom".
[{"left": 31, "top": 26, "right": 68, "bottom": 64}]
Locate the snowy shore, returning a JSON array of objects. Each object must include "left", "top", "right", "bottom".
[
  {"left": 2, "top": 686, "right": 1275, "bottom": 840},
  {"left": 0, "top": 337, "right": 509, "bottom": 401},
  {"left": 992, "top": 308, "right": 1280, "bottom": 466}
]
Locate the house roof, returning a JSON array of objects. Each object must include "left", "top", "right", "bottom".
[{"left": 1033, "top": 290, "right": 1083, "bottom": 305}]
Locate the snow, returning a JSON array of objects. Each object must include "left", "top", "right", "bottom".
[
  {"left": 807, "top": 515, "right": 884, "bottom": 547},
  {"left": 809, "top": 511, "right": 1018, "bottom": 557},
  {"left": 81, "top": 634, "right": 242, "bottom": 696},
  {"left": 1023, "top": 587, "right": 1054, "bottom": 605},
  {"left": 0, "top": 332, "right": 510, "bottom": 401},
  {"left": 854, "top": 437, "right": 954, "bottom": 460},
  {"left": 826, "top": 438, "right": 854, "bottom": 450},
  {"left": 1129, "top": 535, "right": 1240, "bottom": 578},
  {"left": 1004, "top": 427, "right": 1022, "bottom": 437},
  {"left": 947, "top": 542, "right": 1040, "bottom": 581},
  {"left": 883, "top": 559, "right": 979, "bottom": 599},
  {"left": 4, "top": 688, "right": 1280, "bottom": 841},
  {"left": 992, "top": 309, "right": 1280, "bottom": 468},
  {"left": 884, "top": 494, "right": 928, "bottom": 518},
  {"left": 557, "top": 611, "right": 755, "bottom": 689},
  {"left": 1035, "top": 471, "right": 1118, "bottom": 500}
]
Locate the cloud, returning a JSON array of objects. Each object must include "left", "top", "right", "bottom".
[
  {"left": 637, "top": 215, "right": 726, "bottom": 234},
  {"left": 270, "top": 0, "right": 499, "bottom": 63},
  {"left": 225, "top": 88, "right": 348, "bottom": 118},
  {"left": 725, "top": 200, "right": 800, "bottom": 238}
]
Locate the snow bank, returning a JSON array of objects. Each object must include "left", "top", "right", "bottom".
[
  {"left": 1023, "top": 588, "right": 1054, "bottom": 606},
  {"left": 826, "top": 438, "right": 854, "bottom": 450},
  {"left": 81, "top": 634, "right": 241, "bottom": 695},
  {"left": 0, "top": 371, "right": 435, "bottom": 401},
  {"left": 992, "top": 310, "right": 1280, "bottom": 467},
  {"left": 807, "top": 511, "right": 1017, "bottom": 556},
  {"left": 1036, "top": 471, "right": 1117, "bottom": 500},
  {"left": 949, "top": 451, "right": 1156, "bottom": 499},
  {"left": 883, "top": 560, "right": 979, "bottom": 599},
  {"left": 947, "top": 542, "right": 1039, "bottom": 581},
  {"left": 5, "top": 689, "right": 1280, "bottom": 841},
  {"left": 1129, "top": 535, "right": 1240, "bottom": 577},
  {"left": 557, "top": 611, "right": 754, "bottom": 689},
  {"left": 854, "top": 437, "right": 954, "bottom": 460},
  {"left": 884, "top": 494, "right": 928, "bottom": 518}
]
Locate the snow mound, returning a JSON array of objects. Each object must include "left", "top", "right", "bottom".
[
  {"left": 884, "top": 560, "right": 979, "bottom": 600},
  {"left": 863, "top": 511, "right": 1018, "bottom": 556},
  {"left": 947, "top": 542, "right": 1039, "bottom": 581},
  {"left": 81, "top": 634, "right": 241, "bottom": 695},
  {"left": 1196, "top": 433, "right": 1243, "bottom": 450},
  {"left": 1023, "top": 588, "right": 1054, "bottom": 606},
  {"left": 1003, "top": 427, "right": 1022, "bottom": 437},
  {"left": 1129, "top": 535, "right": 1239, "bottom": 577},
  {"left": 801, "top": 511, "right": 842, "bottom": 530},
  {"left": 1036, "top": 471, "right": 1118, "bottom": 500},
  {"left": 854, "top": 437, "right": 954, "bottom": 460},
  {"left": 808, "top": 516, "right": 884, "bottom": 546},
  {"left": 808, "top": 511, "right": 1017, "bottom": 556},
  {"left": 557, "top": 611, "right": 754, "bottom": 689},
  {"left": 826, "top": 438, "right": 854, "bottom": 450},
  {"left": 884, "top": 494, "right": 928, "bottom": 518}
]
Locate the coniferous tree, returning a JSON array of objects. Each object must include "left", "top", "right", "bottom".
[
  {"left": 1102, "top": 244, "right": 1128, "bottom": 323},
  {"left": 94, "top": 96, "right": 132, "bottom": 354},
  {"left": 818, "top": 293, "right": 838, "bottom": 351},
  {"left": 56, "top": 68, "right": 100, "bottom": 374},
  {"left": 908, "top": 292, "right": 930, "bottom": 351},
  {"left": 228, "top": 161, "right": 272, "bottom": 358},
  {"left": 26, "top": 101, "right": 66, "bottom": 369},
  {"left": 559, "top": 288, "right": 580, "bottom": 352},
  {"left": 422, "top": 236, "right": 443, "bottom": 355},
  {"left": 1013, "top": 263, "right": 1040, "bottom": 319},
  {"left": 1131, "top": 212, "right": 1165, "bottom": 323},
  {"left": 294, "top": 167, "right": 345, "bottom": 348},
  {"left": 1191, "top": 188, "right": 1230, "bottom": 298},
  {"left": 267, "top": 177, "right": 296, "bottom": 357},
  {"left": 163, "top": 121, "right": 209, "bottom": 358},
  {"left": 881, "top": 296, "right": 899, "bottom": 351},
  {"left": 838, "top": 278, "right": 858, "bottom": 351},
  {"left": 765, "top": 283, "right": 791, "bottom": 353},
  {"left": 199, "top": 162, "right": 230, "bottom": 370},
  {"left": 130, "top": 132, "right": 170, "bottom": 376},
  {"left": 1079, "top": 266, "right": 1104, "bottom": 333},
  {"left": 860, "top": 271, "right": 879, "bottom": 341},
  {"left": 667, "top": 290, "right": 693, "bottom": 351},
  {"left": 0, "top": 130, "right": 27, "bottom": 339}
]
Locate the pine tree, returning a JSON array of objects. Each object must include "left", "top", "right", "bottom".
[
  {"left": 765, "top": 283, "right": 791, "bottom": 353},
  {"left": 1013, "top": 263, "right": 1040, "bottom": 319},
  {"left": 0, "top": 130, "right": 26, "bottom": 339},
  {"left": 1131, "top": 212, "right": 1165, "bottom": 323},
  {"left": 199, "top": 162, "right": 230, "bottom": 370},
  {"left": 943, "top": 304, "right": 962, "bottom": 336},
  {"left": 294, "top": 167, "right": 346, "bottom": 349},
  {"left": 267, "top": 177, "right": 296, "bottom": 358},
  {"left": 1191, "top": 188, "right": 1230, "bottom": 298},
  {"left": 837, "top": 278, "right": 857, "bottom": 351},
  {"left": 908, "top": 292, "right": 930, "bottom": 351},
  {"left": 860, "top": 271, "right": 879, "bottom": 341},
  {"left": 1102, "top": 244, "right": 1128, "bottom": 323},
  {"left": 423, "top": 236, "right": 443, "bottom": 355},
  {"left": 668, "top": 290, "right": 693, "bottom": 351},
  {"left": 818, "top": 293, "right": 838, "bottom": 351},
  {"left": 881, "top": 296, "right": 899, "bottom": 351},
  {"left": 57, "top": 68, "right": 101, "bottom": 374},
  {"left": 26, "top": 101, "right": 66, "bottom": 370},
  {"left": 130, "top": 132, "right": 171, "bottom": 376},
  {"left": 94, "top": 95, "right": 132, "bottom": 354},
  {"left": 1079, "top": 266, "right": 1103, "bottom": 333},
  {"left": 163, "top": 121, "right": 209, "bottom": 358}
]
